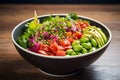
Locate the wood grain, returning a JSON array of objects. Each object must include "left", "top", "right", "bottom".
[{"left": 0, "top": 4, "right": 120, "bottom": 80}]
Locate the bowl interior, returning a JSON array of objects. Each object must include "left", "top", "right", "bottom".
[{"left": 12, "top": 14, "right": 111, "bottom": 58}]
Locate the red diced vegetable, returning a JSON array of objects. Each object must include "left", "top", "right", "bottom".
[
  {"left": 56, "top": 51, "right": 66, "bottom": 56},
  {"left": 38, "top": 50, "right": 48, "bottom": 55},
  {"left": 67, "top": 37, "right": 74, "bottom": 43},
  {"left": 59, "top": 39, "right": 71, "bottom": 47},
  {"left": 75, "top": 31, "right": 82, "bottom": 39},
  {"left": 49, "top": 41, "right": 59, "bottom": 54},
  {"left": 80, "top": 22, "right": 89, "bottom": 28},
  {"left": 66, "top": 32, "right": 72, "bottom": 37}
]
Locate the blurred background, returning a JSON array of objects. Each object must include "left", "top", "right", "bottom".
[{"left": 0, "top": 0, "right": 119, "bottom": 4}]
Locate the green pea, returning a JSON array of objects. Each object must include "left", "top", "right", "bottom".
[
  {"left": 82, "top": 48, "right": 88, "bottom": 54},
  {"left": 89, "top": 47, "right": 96, "bottom": 52},
  {"left": 80, "top": 37, "right": 89, "bottom": 43},
  {"left": 81, "top": 42, "right": 92, "bottom": 50},
  {"left": 73, "top": 45, "right": 83, "bottom": 52},
  {"left": 66, "top": 49, "right": 74, "bottom": 55},
  {"left": 75, "top": 51, "right": 82, "bottom": 55},
  {"left": 72, "top": 40, "right": 80, "bottom": 47},
  {"left": 91, "top": 38, "right": 97, "bottom": 47},
  {"left": 71, "top": 51, "right": 77, "bottom": 56}
]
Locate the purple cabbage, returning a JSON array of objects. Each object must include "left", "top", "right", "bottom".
[
  {"left": 71, "top": 22, "right": 78, "bottom": 31},
  {"left": 28, "top": 37, "right": 40, "bottom": 52},
  {"left": 50, "top": 35, "right": 58, "bottom": 41},
  {"left": 43, "top": 32, "right": 49, "bottom": 39}
]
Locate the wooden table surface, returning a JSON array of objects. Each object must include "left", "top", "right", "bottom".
[{"left": 0, "top": 4, "right": 120, "bottom": 80}]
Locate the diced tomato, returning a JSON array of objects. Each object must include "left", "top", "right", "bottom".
[
  {"left": 44, "top": 45, "right": 49, "bottom": 52},
  {"left": 49, "top": 41, "right": 59, "bottom": 54},
  {"left": 80, "top": 22, "right": 89, "bottom": 28},
  {"left": 67, "top": 37, "right": 74, "bottom": 43},
  {"left": 74, "top": 36, "right": 78, "bottom": 40},
  {"left": 64, "top": 45, "right": 72, "bottom": 50},
  {"left": 72, "top": 33, "right": 78, "bottom": 40},
  {"left": 39, "top": 43, "right": 44, "bottom": 50},
  {"left": 59, "top": 39, "right": 71, "bottom": 47},
  {"left": 38, "top": 50, "right": 48, "bottom": 55},
  {"left": 47, "top": 40, "right": 53, "bottom": 44},
  {"left": 76, "top": 20, "right": 89, "bottom": 29},
  {"left": 39, "top": 44, "right": 49, "bottom": 52},
  {"left": 56, "top": 50, "right": 66, "bottom": 56},
  {"left": 58, "top": 46, "right": 65, "bottom": 51},
  {"left": 75, "top": 31, "right": 82, "bottom": 39},
  {"left": 48, "top": 53, "right": 55, "bottom": 56},
  {"left": 66, "top": 32, "right": 72, "bottom": 37},
  {"left": 76, "top": 20, "right": 83, "bottom": 28},
  {"left": 72, "top": 31, "right": 82, "bottom": 39}
]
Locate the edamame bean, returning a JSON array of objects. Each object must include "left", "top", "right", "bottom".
[
  {"left": 75, "top": 51, "right": 82, "bottom": 55},
  {"left": 73, "top": 45, "right": 83, "bottom": 52},
  {"left": 66, "top": 49, "right": 74, "bottom": 55},
  {"left": 81, "top": 42, "right": 92, "bottom": 50},
  {"left": 71, "top": 51, "right": 77, "bottom": 56},
  {"left": 80, "top": 37, "right": 89, "bottom": 43},
  {"left": 82, "top": 48, "right": 87, "bottom": 54},
  {"left": 72, "top": 40, "right": 80, "bottom": 47}
]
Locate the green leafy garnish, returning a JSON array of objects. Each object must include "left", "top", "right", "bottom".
[
  {"left": 17, "top": 11, "right": 40, "bottom": 48},
  {"left": 67, "top": 13, "right": 79, "bottom": 21}
]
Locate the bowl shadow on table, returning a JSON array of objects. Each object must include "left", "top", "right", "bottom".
[{"left": 0, "top": 59, "right": 99, "bottom": 80}]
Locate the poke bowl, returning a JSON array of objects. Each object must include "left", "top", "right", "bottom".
[{"left": 11, "top": 13, "right": 112, "bottom": 76}]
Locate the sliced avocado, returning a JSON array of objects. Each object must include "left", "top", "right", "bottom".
[
  {"left": 81, "top": 34, "right": 92, "bottom": 39},
  {"left": 95, "top": 27, "right": 107, "bottom": 43},
  {"left": 84, "top": 31, "right": 102, "bottom": 48},
  {"left": 94, "top": 30, "right": 105, "bottom": 46},
  {"left": 83, "top": 26, "right": 107, "bottom": 48},
  {"left": 90, "top": 38, "right": 97, "bottom": 47},
  {"left": 88, "top": 28, "right": 105, "bottom": 46},
  {"left": 83, "top": 26, "right": 105, "bottom": 46},
  {"left": 90, "top": 26, "right": 107, "bottom": 43}
]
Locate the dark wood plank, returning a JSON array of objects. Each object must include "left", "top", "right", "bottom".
[{"left": 0, "top": 4, "right": 120, "bottom": 80}]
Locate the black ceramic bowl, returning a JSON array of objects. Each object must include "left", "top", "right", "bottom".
[{"left": 11, "top": 14, "right": 112, "bottom": 76}]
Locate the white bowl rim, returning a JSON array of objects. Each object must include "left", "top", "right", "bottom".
[{"left": 11, "top": 14, "right": 112, "bottom": 59}]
